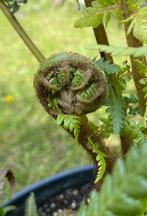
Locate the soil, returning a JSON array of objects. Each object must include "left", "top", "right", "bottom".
[{"left": 38, "top": 183, "right": 93, "bottom": 216}]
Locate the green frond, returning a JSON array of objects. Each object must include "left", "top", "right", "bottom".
[
  {"left": 106, "top": 86, "right": 126, "bottom": 134},
  {"left": 25, "top": 193, "right": 38, "bottom": 216},
  {"left": 88, "top": 138, "right": 106, "bottom": 183},
  {"left": 95, "top": 58, "right": 120, "bottom": 75},
  {"left": 78, "top": 140, "right": 147, "bottom": 216},
  {"left": 127, "top": 0, "right": 144, "bottom": 11},
  {"left": 47, "top": 70, "right": 67, "bottom": 91},
  {"left": 47, "top": 96, "right": 61, "bottom": 112},
  {"left": 122, "top": 119, "right": 146, "bottom": 146},
  {"left": 78, "top": 83, "right": 98, "bottom": 103},
  {"left": 57, "top": 114, "right": 81, "bottom": 143},
  {"left": 75, "top": 1, "right": 119, "bottom": 28},
  {"left": 128, "top": 7, "right": 147, "bottom": 43},
  {"left": 95, "top": 44, "right": 147, "bottom": 57},
  {"left": 95, "top": 151, "right": 106, "bottom": 183}
]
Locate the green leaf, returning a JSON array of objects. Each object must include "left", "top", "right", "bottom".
[
  {"left": 129, "top": 7, "right": 147, "bottom": 43},
  {"left": 106, "top": 86, "right": 126, "bottom": 134},
  {"left": 88, "top": 139, "right": 106, "bottom": 182},
  {"left": 95, "top": 44, "right": 147, "bottom": 57},
  {"left": 25, "top": 193, "right": 38, "bottom": 216},
  {"left": 78, "top": 140, "right": 147, "bottom": 216},
  {"left": 56, "top": 113, "right": 65, "bottom": 125},
  {"left": 95, "top": 58, "right": 120, "bottom": 75},
  {"left": 56, "top": 114, "right": 81, "bottom": 143},
  {"left": 75, "top": 1, "right": 119, "bottom": 28}
]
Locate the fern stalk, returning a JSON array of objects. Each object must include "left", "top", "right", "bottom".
[
  {"left": 120, "top": 0, "right": 146, "bottom": 115},
  {"left": 84, "top": 0, "right": 113, "bottom": 63},
  {"left": 0, "top": 0, "right": 45, "bottom": 63}
]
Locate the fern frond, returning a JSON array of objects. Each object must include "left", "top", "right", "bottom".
[
  {"left": 95, "top": 44, "right": 147, "bottom": 57},
  {"left": 106, "top": 86, "right": 126, "bottom": 134},
  {"left": 25, "top": 193, "right": 38, "bottom": 216},
  {"left": 75, "top": 1, "right": 119, "bottom": 28},
  {"left": 88, "top": 138, "right": 106, "bottom": 183},
  {"left": 128, "top": 7, "right": 147, "bottom": 43},
  {"left": 95, "top": 151, "right": 106, "bottom": 183},
  {"left": 95, "top": 58, "right": 120, "bottom": 75},
  {"left": 78, "top": 140, "right": 147, "bottom": 216},
  {"left": 57, "top": 114, "right": 81, "bottom": 143}
]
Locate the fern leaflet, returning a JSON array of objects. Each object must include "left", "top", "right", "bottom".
[
  {"left": 106, "top": 86, "right": 126, "bottom": 134},
  {"left": 88, "top": 138, "right": 106, "bottom": 183},
  {"left": 57, "top": 114, "right": 81, "bottom": 143},
  {"left": 95, "top": 44, "right": 147, "bottom": 57},
  {"left": 25, "top": 193, "right": 38, "bottom": 216},
  {"left": 75, "top": 1, "right": 119, "bottom": 28},
  {"left": 78, "top": 140, "right": 147, "bottom": 216},
  {"left": 127, "top": 7, "right": 147, "bottom": 43},
  {"left": 95, "top": 58, "right": 121, "bottom": 75}
]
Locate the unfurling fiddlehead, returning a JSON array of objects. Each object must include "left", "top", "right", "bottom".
[
  {"left": 34, "top": 52, "right": 113, "bottom": 186},
  {"left": 34, "top": 52, "right": 107, "bottom": 117}
]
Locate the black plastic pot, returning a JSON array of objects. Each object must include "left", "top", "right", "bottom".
[{"left": 5, "top": 165, "right": 94, "bottom": 216}]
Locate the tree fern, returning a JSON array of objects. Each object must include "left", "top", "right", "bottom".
[
  {"left": 57, "top": 114, "right": 81, "bottom": 143},
  {"left": 78, "top": 140, "right": 147, "bottom": 216},
  {"left": 121, "top": 119, "right": 147, "bottom": 147},
  {"left": 25, "top": 193, "right": 38, "bottom": 216},
  {"left": 95, "top": 44, "right": 147, "bottom": 57},
  {"left": 88, "top": 138, "right": 106, "bottom": 183}
]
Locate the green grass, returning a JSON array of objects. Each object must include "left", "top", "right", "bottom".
[{"left": 0, "top": 0, "right": 126, "bottom": 199}]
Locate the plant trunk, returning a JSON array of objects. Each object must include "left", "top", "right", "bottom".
[{"left": 121, "top": 0, "right": 146, "bottom": 115}]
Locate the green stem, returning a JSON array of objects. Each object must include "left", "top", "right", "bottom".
[{"left": 0, "top": 0, "right": 45, "bottom": 63}]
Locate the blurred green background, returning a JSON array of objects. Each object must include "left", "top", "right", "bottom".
[{"left": 0, "top": 0, "right": 125, "bottom": 197}]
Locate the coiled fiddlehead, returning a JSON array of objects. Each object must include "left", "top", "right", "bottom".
[{"left": 34, "top": 52, "right": 107, "bottom": 116}]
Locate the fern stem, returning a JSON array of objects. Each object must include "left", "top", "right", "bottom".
[
  {"left": 120, "top": 0, "right": 146, "bottom": 115},
  {"left": 0, "top": 0, "right": 45, "bottom": 63},
  {"left": 84, "top": 0, "right": 114, "bottom": 63}
]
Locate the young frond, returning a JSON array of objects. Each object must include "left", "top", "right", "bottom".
[
  {"left": 95, "top": 44, "right": 147, "bottom": 57},
  {"left": 88, "top": 139, "right": 106, "bottom": 183},
  {"left": 128, "top": 7, "right": 147, "bottom": 43},
  {"left": 57, "top": 114, "right": 81, "bottom": 143},
  {"left": 78, "top": 140, "right": 147, "bottom": 216},
  {"left": 25, "top": 193, "right": 38, "bottom": 216}
]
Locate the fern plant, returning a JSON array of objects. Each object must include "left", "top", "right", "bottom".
[
  {"left": 25, "top": 193, "right": 38, "bottom": 216},
  {"left": 0, "top": 0, "right": 147, "bottom": 215}
]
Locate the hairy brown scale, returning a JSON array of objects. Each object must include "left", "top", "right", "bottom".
[{"left": 34, "top": 52, "right": 107, "bottom": 116}]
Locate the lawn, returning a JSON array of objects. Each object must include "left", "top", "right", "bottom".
[{"left": 0, "top": 0, "right": 126, "bottom": 198}]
